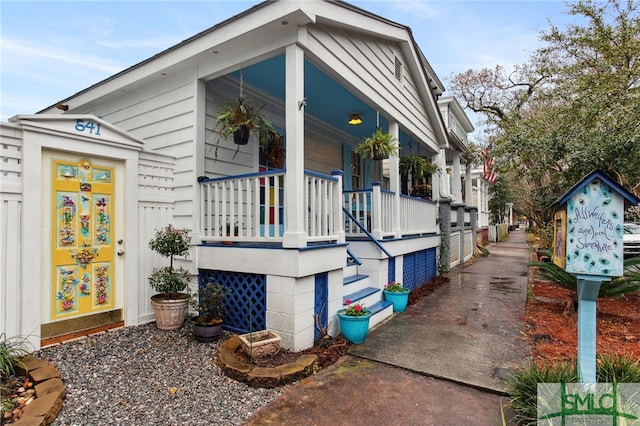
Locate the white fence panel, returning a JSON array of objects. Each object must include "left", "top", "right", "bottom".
[
  {"left": 1, "top": 124, "right": 23, "bottom": 339},
  {"left": 488, "top": 224, "right": 510, "bottom": 242},
  {"left": 137, "top": 152, "right": 176, "bottom": 324}
]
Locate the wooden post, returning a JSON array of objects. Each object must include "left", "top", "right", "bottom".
[
  {"left": 576, "top": 276, "right": 604, "bottom": 384},
  {"left": 371, "top": 182, "right": 383, "bottom": 240},
  {"left": 282, "top": 43, "right": 306, "bottom": 248}
]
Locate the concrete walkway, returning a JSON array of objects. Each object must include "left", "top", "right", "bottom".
[{"left": 244, "top": 230, "right": 531, "bottom": 425}]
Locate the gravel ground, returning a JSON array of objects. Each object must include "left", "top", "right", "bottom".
[{"left": 35, "top": 323, "right": 281, "bottom": 426}]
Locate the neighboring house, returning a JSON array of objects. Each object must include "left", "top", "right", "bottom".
[
  {"left": 471, "top": 166, "right": 492, "bottom": 243},
  {"left": 0, "top": 0, "right": 475, "bottom": 351},
  {"left": 436, "top": 96, "right": 478, "bottom": 267}
]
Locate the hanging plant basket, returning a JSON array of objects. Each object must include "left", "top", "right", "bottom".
[
  {"left": 373, "top": 144, "right": 389, "bottom": 161},
  {"left": 212, "top": 86, "right": 275, "bottom": 158},
  {"left": 355, "top": 128, "right": 398, "bottom": 161},
  {"left": 233, "top": 124, "right": 250, "bottom": 145}
]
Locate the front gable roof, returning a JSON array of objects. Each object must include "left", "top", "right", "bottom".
[
  {"left": 37, "top": 1, "right": 449, "bottom": 150},
  {"left": 40, "top": 1, "right": 444, "bottom": 113}
]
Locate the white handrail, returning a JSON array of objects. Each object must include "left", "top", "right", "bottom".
[
  {"left": 200, "top": 170, "right": 341, "bottom": 243},
  {"left": 200, "top": 170, "right": 286, "bottom": 242}
]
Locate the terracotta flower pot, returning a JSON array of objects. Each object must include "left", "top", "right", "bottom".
[
  {"left": 238, "top": 330, "right": 282, "bottom": 358},
  {"left": 150, "top": 294, "right": 189, "bottom": 330}
]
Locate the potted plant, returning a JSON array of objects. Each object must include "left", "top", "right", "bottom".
[
  {"left": 355, "top": 129, "right": 398, "bottom": 160},
  {"left": 337, "top": 299, "right": 371, "bottom": 344},
  {"left": 221, "top": 219, "right": 239, "bottom": 244},
  {"left": 383, "top": 281, "right": 410, "bottom": 313},
  {"left": 399, "top": 154, "right": 428, "bottom": 181},
  {"left": 191, "top": 281, "right": 228, "bottom": 342},
  {"left": 266, "top": 134, "right": 285, "bottom": 169},
  {"left": 148, "top": 225, "right": 192, "bottom": 330},
  {"left": 214, "top": 96, "right": 274, "bottom": 146},
  {"left": 409, "top": 183, "right": 432, "bottom": 199}
]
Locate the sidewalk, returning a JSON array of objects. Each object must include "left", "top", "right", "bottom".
[{"left": 243, "top": 230, "right": 531, "bottom": 425}]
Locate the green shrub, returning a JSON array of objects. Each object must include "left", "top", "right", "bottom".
[
  {"left": 530, "top": 260, "right": 577, "bottom": 290},
  {"left": 537, "top": 223, "right": 554, "bottom": 249},
  {"left": 507, "top": 354, "right": 640, "bottom": 425},
  {"left": 0, "top": 333, "right": 32, "bottom": 378},
  {"left": 507, "top": 361, "right": 578, "bottom": 425},
  {"left": 597, "top": 353, "right": 640, "bottom": 383}
]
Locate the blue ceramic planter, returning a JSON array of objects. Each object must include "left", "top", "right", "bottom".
[
  {"left": 337, "top": 309, "right": 371, "bottom": 344},
  {"left": 383, "top": 289, "right": 410, "bottom": 312}
]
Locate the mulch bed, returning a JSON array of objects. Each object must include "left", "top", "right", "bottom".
[
  {"left": 251, "top": 274, "right": 451, "bottom": 370},
  {"left": 525, "top": 274, "right": 640, "bottom": 364}
]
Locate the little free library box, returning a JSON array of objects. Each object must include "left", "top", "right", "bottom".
[
  {"left": 552, "top": 169, "right": 638, "bottom": 277},
  {"left": 551, "top": 169, "right": 638, "bottom": 383}
]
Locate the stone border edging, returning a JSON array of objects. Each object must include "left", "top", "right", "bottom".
[
  {"left": 13, "top": 356, "right": 65, "bottom": 426},
  {"left": 217, "top": 336, "right": 318, "bottom": 388}
]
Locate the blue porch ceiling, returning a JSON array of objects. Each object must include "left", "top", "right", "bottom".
[{"left": 231, "top": 55, "right": 419, "bottom": 152}]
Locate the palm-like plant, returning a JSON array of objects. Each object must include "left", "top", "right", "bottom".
[{"left": 530, "top": 256, "right": 640, "bottom": 298}]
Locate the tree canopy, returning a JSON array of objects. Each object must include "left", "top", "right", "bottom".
[{"left": 450, "top": 0, "right": 640, "bottom": 226}]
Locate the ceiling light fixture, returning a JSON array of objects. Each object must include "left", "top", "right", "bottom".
[{"left": 348, "top": 113, "right": 362, "bottom": 125}]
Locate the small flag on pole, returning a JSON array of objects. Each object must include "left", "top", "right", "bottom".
[{"left": 482, "top": 144, "right": 497, "bottom": 184}]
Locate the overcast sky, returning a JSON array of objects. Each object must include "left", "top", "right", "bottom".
[{"left": 0, "top": 0, "right": 576, "bottom": 123}]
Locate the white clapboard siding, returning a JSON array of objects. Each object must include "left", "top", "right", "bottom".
[
  {"left": 304, "top": 122, "right": 354, "bottom": 175},
  {"left": 307, "top": 24, "right": 440, "bottom": 154},
  {"left": 88, "top": 70, "right": 199, "bottom": 261}
]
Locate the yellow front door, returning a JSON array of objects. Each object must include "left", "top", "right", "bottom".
[{"left": 51, "top": 158, "right": 115, "bottom": 318}]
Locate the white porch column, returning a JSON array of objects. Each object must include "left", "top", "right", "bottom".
[
  {"left": 388, "top": 120, "right": 401, "bottom": 237},
  {"left": 282, "top": 43, "right": 307, "bottom": 248},
  {"left": 436, "top": 149, "right": 454, "bottom": 201},
  {"left": 483, "top": 180, "right": 490, "bottom": 225},
  {"left": 20, "top": 137, "right": 43, "bottom": 351},
  {"left": 464, "top": 163, "right": 472, "bottom": 206},
  {"left": 451, "top": 152, "right": 462, "bottom": 202}
]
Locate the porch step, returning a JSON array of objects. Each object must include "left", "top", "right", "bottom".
[
  {"left": 343, "top": 286, "right": 378, "bottom": 304},
  {"left": 343, "top": 273, "right": 368, "bottom": 286},
  {"left": 367, "top": 300, "right": 394, "bottom": 329},
  {"left": 341, "top": 286, "right": 393, "bottom": 331},
  {"left": 343, "top": 286, "right": 382, "bottom": 314}
]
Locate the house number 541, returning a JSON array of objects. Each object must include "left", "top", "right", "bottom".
[{"left": 75, "top": 119, "right": 101, "bottom": 136}]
